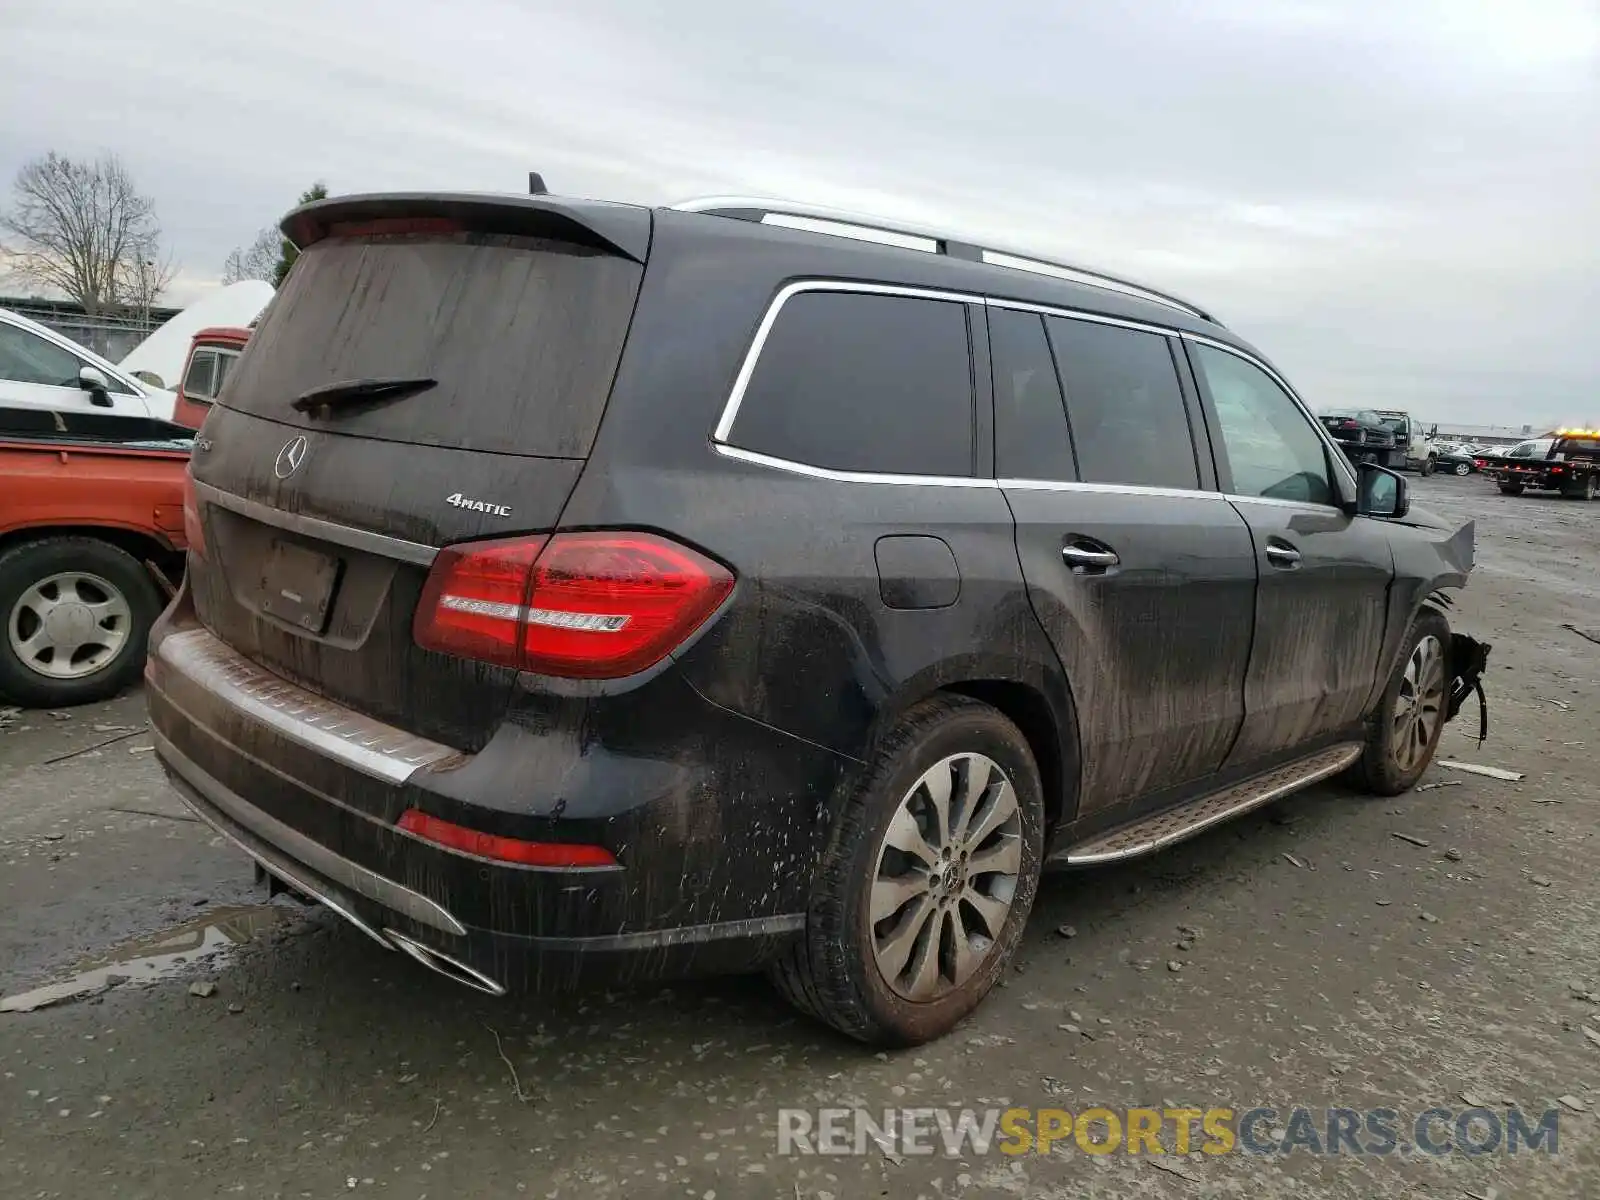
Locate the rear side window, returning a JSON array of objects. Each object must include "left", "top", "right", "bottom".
[
  {"left": 727, "top": 291, "right": 975, "bottom": 477},
  {"left": 1046, "top": 319, "right": 1199, "bottom": 491},
  {"left": 988, "top": 308, "right": 1075, "bottom": 480},
  {"left": 223, "top": 234, "right": 644, "bottom": 457}
]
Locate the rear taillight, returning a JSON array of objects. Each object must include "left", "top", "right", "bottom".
[
  {"left": 181, "top": 469, "right": 207, "bottom": 558},
  {"left": 413, "top": 532, "right": 734, "bottom": 679},
  {"left": 397, "top": 809, "right": 615, "bottom": 868}
]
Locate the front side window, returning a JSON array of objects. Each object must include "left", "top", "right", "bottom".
[
  {"left": 0, "top": 322, "right": 85, "bottom": 388},
  {"left": 729, "top": 291, "right": 975, "bottom": 477},
  {"left": 1193, "top": 344, "right": 1334, "bottom": 506},
  {"left": 1045, "top": 318, "right": 1199, "bottom": 490}
]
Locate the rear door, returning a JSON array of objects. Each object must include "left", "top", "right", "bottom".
[
  {"left": 187, "top": 200, "right": 648, "bottom": 751},
  {"left": 992, "top": 305, "right": 1257, "bottom": 817},
  {"left": 1184, "top": 339, "right": 1394, "bottom": 763}
]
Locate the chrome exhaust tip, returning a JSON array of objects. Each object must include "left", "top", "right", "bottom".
[{"left": 384, "top": 929, "right": 507, "bottom": 996}]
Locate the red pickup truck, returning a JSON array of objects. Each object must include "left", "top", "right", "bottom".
[
  {"left": 0, "top": 407, "right": 192, "bottom": 706},
  {"left": 171, "top": 325, "right": 250, "bottom": 429}
]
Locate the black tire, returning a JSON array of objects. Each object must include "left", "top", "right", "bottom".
[
  {"left": 1498, "top": 483, "right": 1523, "bottom": 496},
  {"left": 1420, "top": 456, "right": 1435, "bottom": 477},
  {"left": 0, "top": 537, "right": 163, "bottom": 707},
  {"left": 1350, "top": 610, "right": 1451, "bottom": 796},
  {"left": 1453, "top": 461, "right": 1471, "bottom": 476},
  {"left": 768, "top": 695, "right": 1045, "bottom": 1046}
]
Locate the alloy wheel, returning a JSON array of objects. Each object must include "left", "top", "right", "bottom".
[
  {"left": 6, "top": 571, "right": 132, "bottom": 681},
  {"left": 1391, "top": 635, "right": 1445, "bottom": 773},
  {"left": 869, "top": 753, "right": 1022, "bottom": 1001}
]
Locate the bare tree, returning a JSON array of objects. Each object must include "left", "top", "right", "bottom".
[
  {"left": 120, "top": 241, "right": 177, "bottom": 332},
  {"left": 221, "top": 226, "right": 278, "bottom": 285},
  {"left": 0, "top": 151, "right": 176, "bottom": 315}
]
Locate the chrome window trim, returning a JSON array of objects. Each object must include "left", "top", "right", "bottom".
[
  {"left": 1177, "top": 332, "right": 1359, "bottom": 491},
  {"left": 193, "top": 480, "right": 440, "bottom": 567},
  {"left": 712, "top": 442, "right": 998, "bottom": 488},
  {"left": 712, "top": 279, "right": 981, "bottom": 444},
  {"left": 1224, "top": 493, "right": 1346, "bottom": 515},
  {"left": 997, "top": 477, "right": 1223, "bottom": 502},
  {"left": 710, "top": 278, "right": 1346, "bottom": 499},
  {"left": 983, "top": 296, "right": 1179, "bottom": 338}
]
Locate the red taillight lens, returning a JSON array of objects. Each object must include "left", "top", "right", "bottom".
[
  {"left": 522, "top": 533, "right": 735, "bottom": 678},
  {"left": 413, "top": 536, "right": 546, "bottom": 668},
  {"left": 181, "top": 469, "right": 207, "bottom": 558},
  {"left": 397, "top": 809, "right": 615, "bottom": 867},
  {"left": 413, "top": 532, "right": 734, "bottom": 679}
]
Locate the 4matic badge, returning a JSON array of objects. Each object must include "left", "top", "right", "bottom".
[{"left": 446, "top": 492, "right": 511, "bottom": 517}]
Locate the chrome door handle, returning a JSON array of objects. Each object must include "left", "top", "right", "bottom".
[
  {"left": 1063, "top": 545, "right": 1120, "bottom": 569},
  {"left": 1265, "top": 543, "right": 1301, "bottom": 567}
]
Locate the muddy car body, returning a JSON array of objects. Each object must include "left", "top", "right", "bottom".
[{"left": 147, "top": 191, "right": 1485, "bottom": 1045}]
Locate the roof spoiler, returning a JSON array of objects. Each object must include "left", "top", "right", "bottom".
[{"left": 281, "top": 192, "right": 651, "bottom": 263}]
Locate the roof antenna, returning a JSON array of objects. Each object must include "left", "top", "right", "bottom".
[{"left": 528, "top": 172, "right": 548, "bottom": 195}]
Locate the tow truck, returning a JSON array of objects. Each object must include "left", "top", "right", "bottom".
[{"left": 1479, "top": 429, "right": 1600, "bottom": 499}]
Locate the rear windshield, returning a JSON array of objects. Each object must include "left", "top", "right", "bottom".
[{"left": 222, "top": 233, "right": 643, "bottom": 457}]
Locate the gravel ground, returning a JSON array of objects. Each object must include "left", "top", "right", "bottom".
[{"left": 1, "top": 473, "right": 1597, "bottom": 1199}]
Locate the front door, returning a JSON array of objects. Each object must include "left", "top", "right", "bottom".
[{"left": 1185, "top": 340, "right": 1394, "bottom": 764}]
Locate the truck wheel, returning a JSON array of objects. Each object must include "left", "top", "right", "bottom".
[
  {"left": 768, "top": 695, "right": 1044, "bottom": 1046},
  {"left": 1351, "top": 610, "right": 1450, "bottom": 796},
  {"left": 0, "top": 537, "right": 163, "bottom": 708},
  {"left": 1453, "top": 461, "right": 1472, "bottom": 476},
  {"left": 1420, "top": 455, "right": 1435, "bottom": 477},
  {"left": 1498, "top": 484, "right": 1523, "bottom": 496}
]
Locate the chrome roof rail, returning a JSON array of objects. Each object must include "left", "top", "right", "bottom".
[{"left": 670, "top": 195, "right": 1218, "bottom": 324}]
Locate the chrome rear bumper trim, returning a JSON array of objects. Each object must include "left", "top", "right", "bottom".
[
  {"left": 151, "top": 628, "right": 457, "bottom": 784},
  {"left": 153, "top": 729, "right": 468, "bottom": 937}
]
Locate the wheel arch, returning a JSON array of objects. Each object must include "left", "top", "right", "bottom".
[
  {"left": 860, "top": 653, "right": 1082, "bottom": 836},
  {"left": 0, "top": 524, "right": 184, "bottom": 586}
]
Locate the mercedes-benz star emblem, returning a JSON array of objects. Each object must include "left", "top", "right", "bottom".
[{"left": 274, "top": 435, "right": 309, "bottom": 480}]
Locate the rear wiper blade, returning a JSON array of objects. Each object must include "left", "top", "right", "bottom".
[{"left": 291, "top": 376, "right": 437, "bottom": 415}]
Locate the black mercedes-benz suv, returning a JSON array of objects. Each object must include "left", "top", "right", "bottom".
[{"left": 148, "top": 189, "right": 1486, "bottom": 1046}]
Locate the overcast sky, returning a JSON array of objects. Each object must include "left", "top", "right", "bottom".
[{"left": 2, "top": 0, "right": 1595, "bottom": 426}]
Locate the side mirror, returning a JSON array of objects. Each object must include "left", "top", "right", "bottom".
[
  {"left": 1357, "top": 462, "right": 1408, "bottom": 519},
  {"left": 78, "top": 366, "right": 114, "bottom": 407}
]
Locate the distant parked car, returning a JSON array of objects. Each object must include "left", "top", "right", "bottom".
[
  {"left": 1317, "top": 408, "right": 1398, "bottom": 452},
  {"left": 0, "top": 308, "right": 177, "bottom": 421},
  {"left": 172, "top": 327, "right": 250, "bottom": 429},
  {"left": 1436, "top": 445, "right": 1483, "bottom": 475}
]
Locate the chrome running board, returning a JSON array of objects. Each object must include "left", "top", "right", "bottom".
[{"left": 1053, "top": 743, "right": 1363, "bottom": 866}]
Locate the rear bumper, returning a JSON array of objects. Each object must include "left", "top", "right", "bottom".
[{"left": 147, "top": 601, "right": 848, "bottom": 991}]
